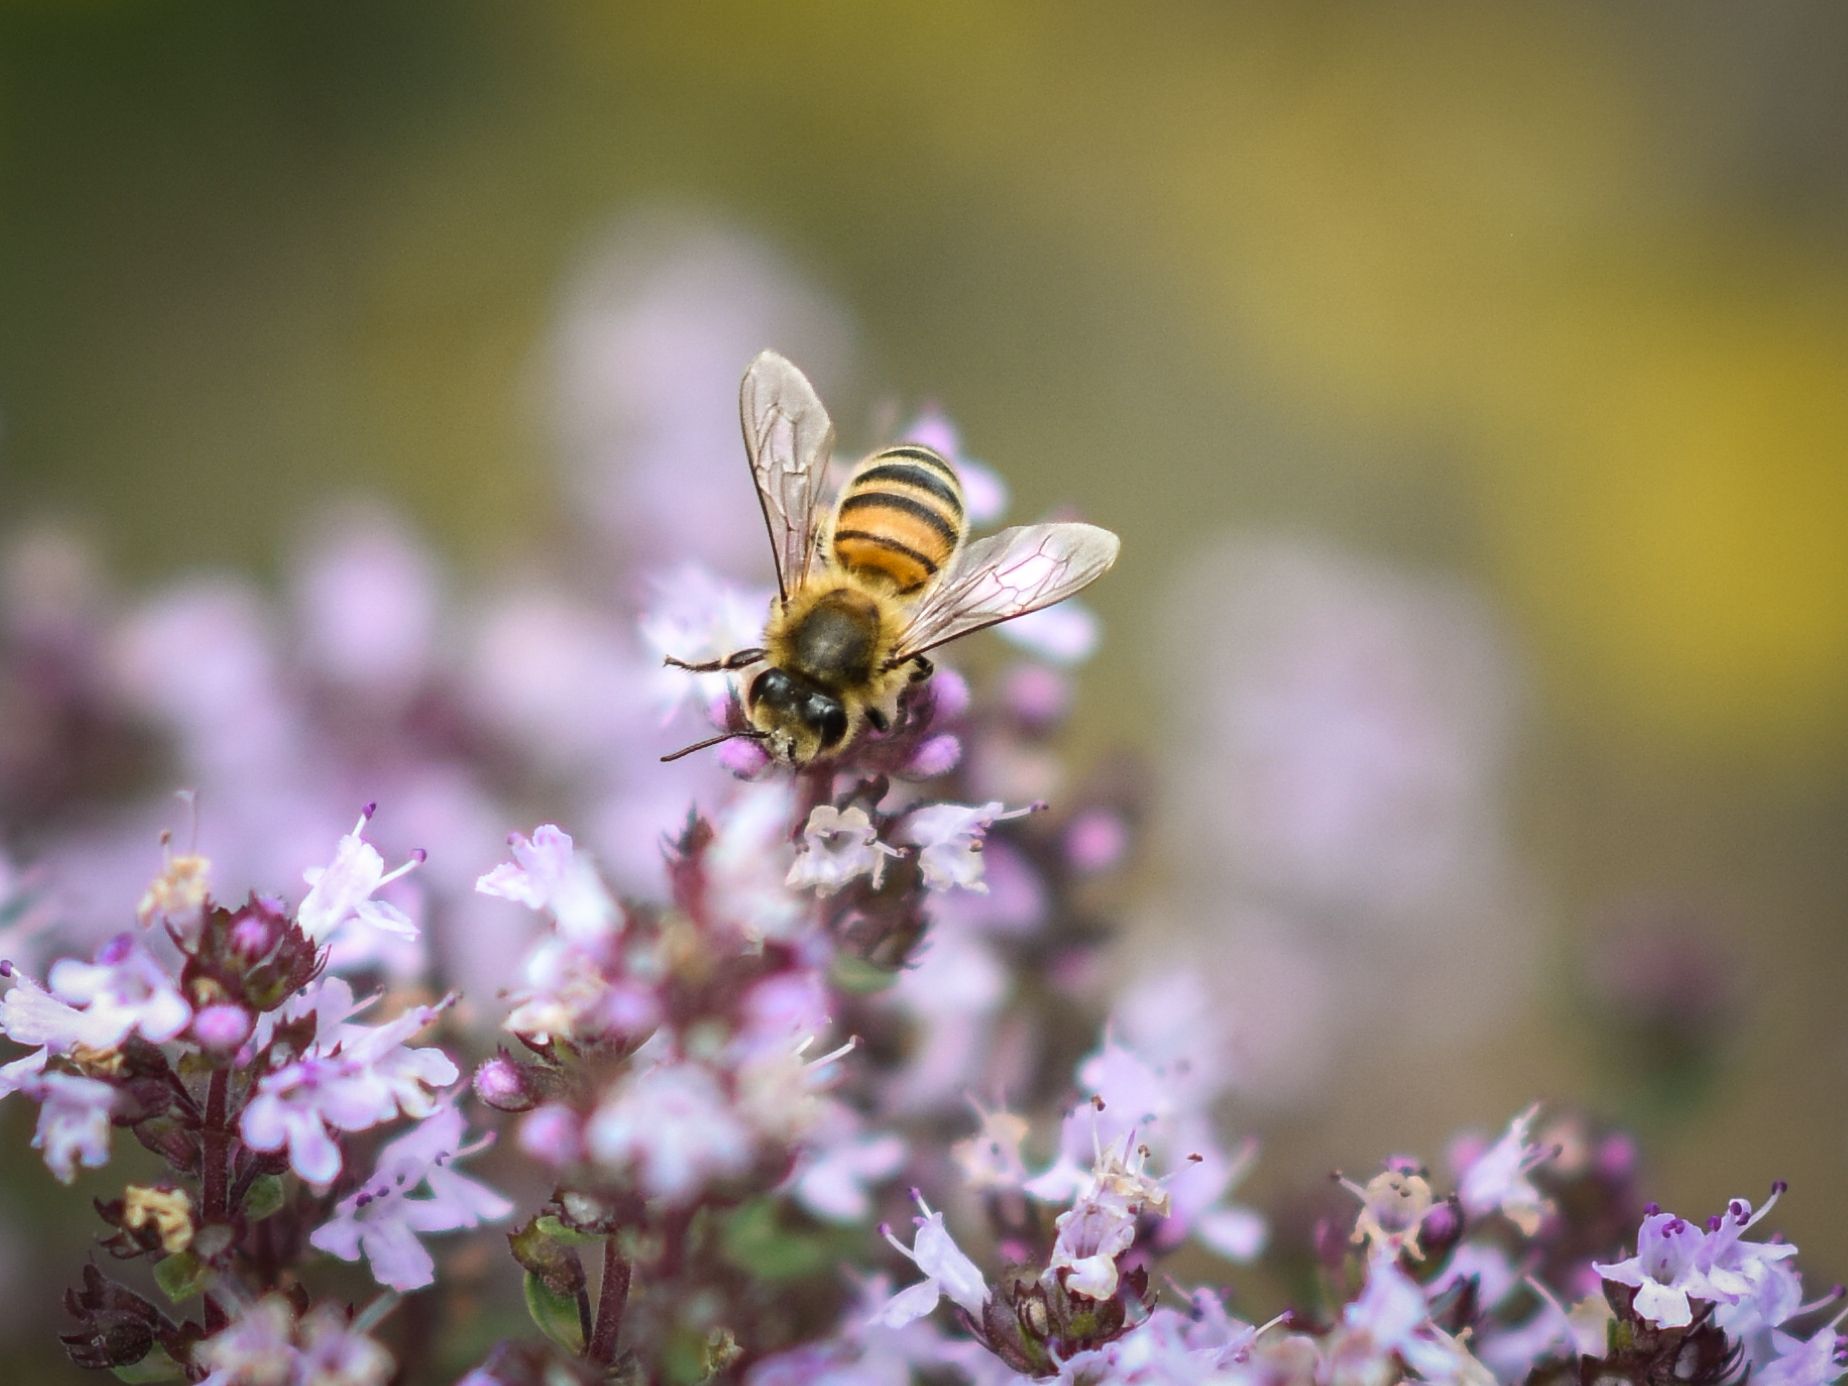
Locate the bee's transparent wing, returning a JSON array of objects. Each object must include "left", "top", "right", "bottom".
[
  {"left": 739, "top": 350, "right": 835, "bottom": 602},
  {"left": 891, "top": 522, "right": 1120, "bottom": 662}
]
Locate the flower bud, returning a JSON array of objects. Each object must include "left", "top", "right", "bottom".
[{"left": 474, "top": 1051, "right": 542, "bottom": 1113}]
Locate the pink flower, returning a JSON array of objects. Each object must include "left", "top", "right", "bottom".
[
  {"left": 898, "top": 801, "right": 1041, "bottom": 893},
  {"left": 476, "top": 824, "right": 618, "bottom": 945},
  {"left": 586, "top": 1060, "right": 754, "bottom": 1203},
  {"left": 874, "top": 1193, "right": 990, "bottom": 1328},
  {"left": 240, "top": 1000, "right": 458, "bottom": 1187},
  {"left": 1454, "top": 1104, "right": 1556, "bottom": 1236},
  {"left": 48, "top": 934, "right": 190, "bottom": 1046},
  {"left": 310, "top": 1106, "right": 512, "bottom": 1291},
  {"left": 297, "top": 807, "right": 423, "bottom": 944},
  {"left": 29, "top": 1070, "right": 115, "bottom": 1183}
]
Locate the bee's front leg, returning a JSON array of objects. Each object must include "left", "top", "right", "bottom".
[
  {"left": 663, "top": 648, "right": 766, "bottom": 674},
  {"left": 906, "top": 654, "right": 934, "bottom": 683}
]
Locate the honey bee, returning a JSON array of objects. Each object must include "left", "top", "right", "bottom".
[{"left": 661, "top": 351, "right": 1120, "bottom": 766}]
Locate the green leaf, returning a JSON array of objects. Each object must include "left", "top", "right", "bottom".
[
  {"left": 828, "top": 952, "right": 902, "bottom": 995},
  {"left": 522, "top": 1269, "right": 586, "bottom": 1355},
  {"left": 110, "top": 1347, "right": 184, "bottom": 1383},
  {"left": 152, "top": 1252, "right": 208, "bottom": 1304},
  {"left": 241, "top": 1174, "right": 286, "bottom": 1222},
  {"left": 718, "top": 1199, "right": 835, "bottom": 1282}
]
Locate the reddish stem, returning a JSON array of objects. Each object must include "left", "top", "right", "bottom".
[
  {"left": 200, "top": 1067, "right": 231, "bottom": 1332},
  {"left": 587, "top": 1237, "right": 631, "bottom": 1365}
]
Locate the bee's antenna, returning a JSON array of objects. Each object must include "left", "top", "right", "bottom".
[{"left": 659, "top": 729, "right": 768, "bottom": 764}]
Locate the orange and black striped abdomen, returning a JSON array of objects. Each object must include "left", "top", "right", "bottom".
[{"left": 829, "top": 445, "right": 967, "bottom": 593}]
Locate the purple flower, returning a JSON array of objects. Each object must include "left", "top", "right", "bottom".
[
  {"left": 1337, "top": 1251, "right": 1493, "bottom": 1385},
  {"left": 1594, "top": 1211, "right": 1716, "bottom": 1329},
  {"left": 1454, "top": 1104, "right": 1556, "bottom": 1236},
  {"left": 1045, "top": 1127, "right": 1177, "bottom": 1302},
  {"left": 517, "top": 1103, "right": 585, "bottom": 1169},
  {"left": 48, "top": 933, "right": 190, "bottom": 1047},
  {"left": 191, "top": 1002, "right": 254, "bottom": 1053},
  {"left": 310, "top": 1106, "right": 512, "bottom": 1291},
  {"left": 240, "top": 999, "right": 459, "bottom": 1187},
  {"left": 1704, "top": 1185, "right": 1803, "bottom": 1334},
  {"left": 874, "top": 1193, "right": 990, "bottom": 1328},
  {"left": 29, "top": 1070, "right": 116, "bottom": 1183},
  {"left": 293, "top": 1305, "right": 396, "bottom": 1386},
  {"left": 585, "top": 1060, "right": 754, "bottom": 1203},
  {"left": 640, "top": 567, "right": 775, "bottom": 723},
  {"left": 898, "top": 801, "right": 1041, "bottom": 894},
  {"left": 787, "top": 1105, "right": 906, "bottom": 1224},
  {"left": 194, "top": 1296, "right": 394, "bottom": 1386},
  {"left": 0, "top": 967, "right": 126, "bottom": 1055},
  {"left": 476, "top": 824, "right": 618, "bottom": 945},
  {"left": 194, "top": 1296, "right": 297, "bottom": 1386},
  {"left": 1757, "top": 1309, "right": 1848, "bottom": 1386},
  {"left": 297, "top": 808, "right": 423, "bottom": 944}
]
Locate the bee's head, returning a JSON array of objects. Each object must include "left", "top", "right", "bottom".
[{"left": 746, "top": 667, "right": 849, "bottom": 765}]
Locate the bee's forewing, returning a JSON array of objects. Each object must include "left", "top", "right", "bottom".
[
  {"left": 739, "top": 351, "right": 835, "bottom": 602},
  {"left": 892, "top": 522, "right": 1120, "bottom": 661}
]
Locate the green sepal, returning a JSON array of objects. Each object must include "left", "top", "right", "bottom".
[
  {"left": 534, "top": 1213, "right": 600, "bottom": 1247},
  {"left": 152, "top": 1251, "right": 208, "bottom": 1304},
  {"left": 110, "top": 1347, "right": 184, "bottom": 1383},
  {"left": 827, "top": 952, "right": 902, "bottom": 995},
  {"left": 522, "top": 1269, "right": 586, "bottom": 1355},
  {"left": 509, "top": 1217, "right": 588, "bottom": 1298}
]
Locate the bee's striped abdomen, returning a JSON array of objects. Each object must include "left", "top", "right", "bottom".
[{"left": 829, "top": 445, "right": 967, "bottom": 593}]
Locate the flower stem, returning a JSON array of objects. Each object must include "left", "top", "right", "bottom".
[
  {"left": 201, "top": 1067, "right": 230, "bottom": 1219},
  {"left": 200, "top": 1067, "right": 231, "bottom": 1332},
  {"left": 587, "top": 1237, "right": 631, "bottom": 1365}
]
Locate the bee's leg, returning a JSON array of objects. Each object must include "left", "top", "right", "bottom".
[
  {"left": 865, "top": 707, "right": 890, "bottom": 734},
  {"left": 906, "top": 654, "right": 934, "bottom": 683},
  {"left": 663, "top": 648, "right": 765, "bottom": 674}
]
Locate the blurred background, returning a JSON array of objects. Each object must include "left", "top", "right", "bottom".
[{"left": 2, "top": 1, "right": 1845, "bottom": 1372}]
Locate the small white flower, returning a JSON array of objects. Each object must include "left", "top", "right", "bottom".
[
  {"left": 898, "top": 801, "right": 1041, "bottom": 894},
  {"left": 874, "top": 1192, "right": 990, "bottom": 1327},
  {"left": 299, "top": 807, "right": 423, "bottom": 944},
  {"left": 0, "top": 968, "right": 127, "bottom": 1055},
  {"left": 195, "top": 1296, "right": 297, "bottom": 1386},
  {"left": 1455, "top": 1104, "right": 1555, "bottom": 1236},
  {"left": 48, "top": 934, "right": 191, "bottom": 1047},
  {"left": 785, "top": 806, "right": 904, "bottom": 897},
  {"left": 586, "top": 1060, "right": 754, "bottom": 1203},
  {"left": 31, "top": 1070, "right": 116, "bottom": 1183},
  {"left": 295, "top": 1304, "right": 396, "bottom": 1386},
  {"left": 1340, "top": 1251, "right": 1494, "bottom": 1386},
  {"left": 477, "top": 824, "right": 619, "bottom": 945}
]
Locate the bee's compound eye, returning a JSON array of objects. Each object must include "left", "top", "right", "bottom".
[
  {"left": 751, "top": 668, "right": 795, "bottom": 708},
  {"left": 806, "top": 695, "right": 848, "bottom": 750}
]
